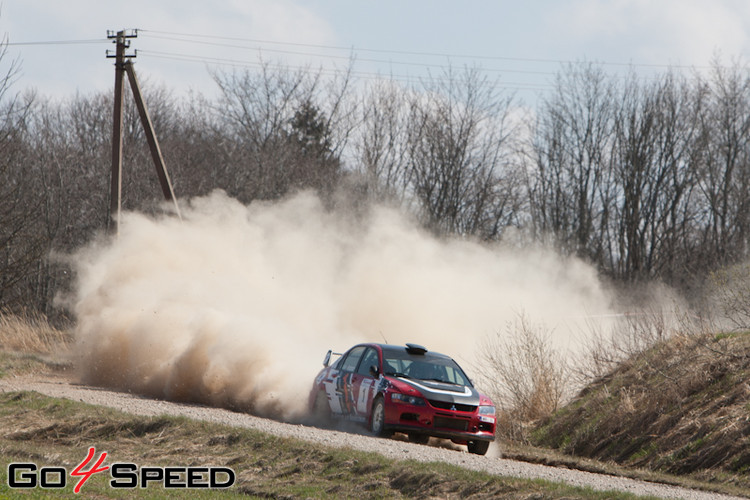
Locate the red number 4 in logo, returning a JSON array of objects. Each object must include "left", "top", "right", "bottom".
[{"left": 70, "top": 447, "right": 109, "bottom": 493}]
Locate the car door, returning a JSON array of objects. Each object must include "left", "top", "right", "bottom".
[
  {"left": 333, "top": 346, "right": 366, "bottom": 417},
  {"left": 352, "top": 347, "right": 380, "bottom": 419}
]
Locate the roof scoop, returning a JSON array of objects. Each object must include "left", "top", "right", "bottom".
[{"left": 405, "top": 343, "right": 427, "bottom": 354}]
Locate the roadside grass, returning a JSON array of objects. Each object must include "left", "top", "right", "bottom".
[
  {"left": 0, "top": 312, "right": 73, "bottom": 379},
  {"left": 0, "top": 391, "right": 649, "bottom": 499},
  {"left": 498, "top": 439, "right": 750, "bottom": 499},
  {"left": 532, "top": 330, "right": 750, "bottom": 497},
  {"left": 0, "top": 311, "right": 72, "bottom": 353}
]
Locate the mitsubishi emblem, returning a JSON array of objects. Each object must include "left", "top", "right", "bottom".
[{"left": 450, "top": 404, "right": 457, "bottom": 411}]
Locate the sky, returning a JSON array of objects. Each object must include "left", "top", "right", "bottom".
[{"left": 2, "top": 0, "right": 750, "bottom": 106}]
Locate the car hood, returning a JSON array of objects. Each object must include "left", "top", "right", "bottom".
[{"left": 395, "top": 377, "right": 480, "bottom": 406}]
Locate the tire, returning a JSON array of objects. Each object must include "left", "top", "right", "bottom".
[
  {"left": 408, "top": 433, "right": 430, "bottom": 445},
  {"left": 312, "top": 390, "right": 331, "bottom": 427},
  {"left": 370, "top": 396, "right": 392, "bottom": 437},
  {"left": 467, "top": 440, "right": 490, "bottom": 455}
]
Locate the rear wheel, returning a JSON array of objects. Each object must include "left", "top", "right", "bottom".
[
  {"left": 370, "top": 397, "right": 392, "bottom": 437},
  {"left": 312, "top": 391, "right": 331, "bottom": 427},
  {"left": 467, "top": 440, "right": 490, "bottom": 455}
]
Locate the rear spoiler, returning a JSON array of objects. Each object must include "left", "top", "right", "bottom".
[{"left": 322, "top": 349, "right": 343, "bottom": 367}]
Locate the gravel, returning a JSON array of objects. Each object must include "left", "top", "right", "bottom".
[{"left": 0, "top": 376, "right": 744, "bottom": 500}]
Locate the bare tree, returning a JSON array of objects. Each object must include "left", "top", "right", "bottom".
[
  {"left": 211, "top": 60, "right": 352, "bottom": 202},
  {"left": 695, "top": 59, "right": 750, "bottom": 268},
  {"left": 0, "top": 34, "right": 43, "bottom": 312},
  {"left": 528, "top": 62, "right": 617, "bottom": 263},
  {"left": 611, "top": 71, "right": 702, "bottom": 283},
  {"left": 354, "top": 80, "right": 412, "bottom": 202},
  {"left": 405, "top": 67, "right": 522, "bottom": 239}
]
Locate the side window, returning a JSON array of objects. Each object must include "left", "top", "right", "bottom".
[
  {"left": 340, "top": 346, "right": 366, "bottom": 372},
  {"left": 356, "top": 348, "right": 379, "bottom": 377}
]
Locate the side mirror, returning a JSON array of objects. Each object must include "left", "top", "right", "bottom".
[
  {"left": 323, "top": 350, "right": 332, "bottom": 367},
  {"left": 369, "top": 365, "right": 380, "bottom": 378}
]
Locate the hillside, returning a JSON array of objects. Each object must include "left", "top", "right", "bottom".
[{"left": 532, "top": 330, "right": 750, "bottom": 490}]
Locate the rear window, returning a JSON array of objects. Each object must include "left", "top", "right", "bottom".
[{"left": 340, "top": 346, "right": 366, "bottom": 372}]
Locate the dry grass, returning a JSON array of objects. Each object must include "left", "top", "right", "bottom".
[
  {"left": 0, "top": 311, "right": 72, "bottom": 354},
  {"left": 475, "top": 314, "right": 570, "bottom": 441},
  {"left": 532, "top": 329, "right": 750, "bottom": 492},
  {"left": 475, "top": 293, "right": 750, "bottom": 496},
  {"left": 0, "top": 311, "right": 73, "bottom": 378}
]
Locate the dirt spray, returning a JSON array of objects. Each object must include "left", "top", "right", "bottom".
[{"left": 67, "top": 190, "right": 614, "bottom": 421}]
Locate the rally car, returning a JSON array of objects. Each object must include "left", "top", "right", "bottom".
[{"left": 308, "top": 342, "right": 495, "bottom": 455}]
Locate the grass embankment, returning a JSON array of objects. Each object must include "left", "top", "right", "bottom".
[{"left": 533, "top": 330, "right": 750, "bottom": 493}]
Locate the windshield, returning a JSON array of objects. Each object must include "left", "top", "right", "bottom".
[{"left": 382, "top": 349, "right": 472, "bottom": 387}]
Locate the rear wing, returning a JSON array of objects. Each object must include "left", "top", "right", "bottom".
[{"left": 322, "top": 349, "right": 343, "bottom": 367}]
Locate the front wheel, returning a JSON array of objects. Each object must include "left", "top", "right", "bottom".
[
  {"left": 370, "top": 397, "right": 392, "bottom": 437},
  {"left": 467, "top": 440, "right": 490, "bottom": 455},
  {"left": 408, "top": 433, "right": 430, "bottom": 445}
]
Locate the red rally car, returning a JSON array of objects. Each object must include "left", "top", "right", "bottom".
[{"left": 309, "top": 342, "right": 496, "bottom": 455}]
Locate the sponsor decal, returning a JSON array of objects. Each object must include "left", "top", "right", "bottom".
[{"left": 7, "top": 447, "right": 235, "bottom": 493}]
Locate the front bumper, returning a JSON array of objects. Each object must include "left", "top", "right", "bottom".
[{"left": 383, "top": 398, "right": 496, "bottom": 443}]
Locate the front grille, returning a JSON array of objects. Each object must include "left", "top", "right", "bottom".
[
  {"left": 433, "top": 416, "right": 469, "bottom": 431},
  {"left": 428, "top": 400, "right": 477, "bottom": 413}
]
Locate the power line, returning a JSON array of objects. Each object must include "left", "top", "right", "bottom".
[
  {"left": 137, "top": 50, "right": 556, "bottom": 92},
  {"left": 5, "top": 38, "right": 108, "bottom": 46},
  {"left": 136, "top": 31, "right": 562, "bottom": 93},
  {"left": 134, "top": 29, "right": 706, "bottom": 94},
  {"left": 139, "top": 29, "right": 713, "bottom": 71},
  {"left": 1, "top": 31, "right": 700, "bottom": 96},
  {"left": 140, "top": 38, "right": 557, "bottom": 77}
]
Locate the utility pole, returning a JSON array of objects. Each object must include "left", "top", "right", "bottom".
[
  {"left": 106, "top": 30, "right": 135, "bottom": 235},
  {"left": 106, "top": 29, "right": 181, "bottom": 235},
  {"left": 125, "top": 61, "right": 179, "bottom": 207}
]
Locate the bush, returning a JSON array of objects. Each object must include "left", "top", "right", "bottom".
[{"left": 475, "top": 314, "right": 569, "bottom": 440}]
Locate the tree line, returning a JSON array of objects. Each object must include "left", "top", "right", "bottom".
[{"left": 2, "top": 44, "right": 750, "bottom": 319}]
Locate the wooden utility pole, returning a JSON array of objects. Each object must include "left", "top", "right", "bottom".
[
  {"left": 106, "top": 29, "right": 180, "bottom": 235},
  {"left": 107, "top": 30, "right": 133, "bottom": 234},
  {"left": 124, "top": 61, "right": 179, "bottom": 207}
]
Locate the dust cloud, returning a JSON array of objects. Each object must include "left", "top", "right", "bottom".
[{"left": 68, "top": 190, "right": 614, "bottom": 421}]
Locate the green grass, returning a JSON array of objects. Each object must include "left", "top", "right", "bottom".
[{"left": 714, "top": 330, "right": 750, "bottom": 341}]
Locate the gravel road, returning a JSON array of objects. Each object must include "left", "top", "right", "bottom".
[{"left": 0, "top": 376, "right": 744, "bottom": 500}]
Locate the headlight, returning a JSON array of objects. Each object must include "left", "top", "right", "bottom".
[
  {"left": 478, "top": 405, "right": 495, "bottom": 416},
  {"left": 391, "top": 393, "right": 426, "bottom": 406}
]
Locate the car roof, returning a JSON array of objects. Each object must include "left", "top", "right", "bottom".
[{"left": 363, "top": 342, "right": 453, "bottom": 361}]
